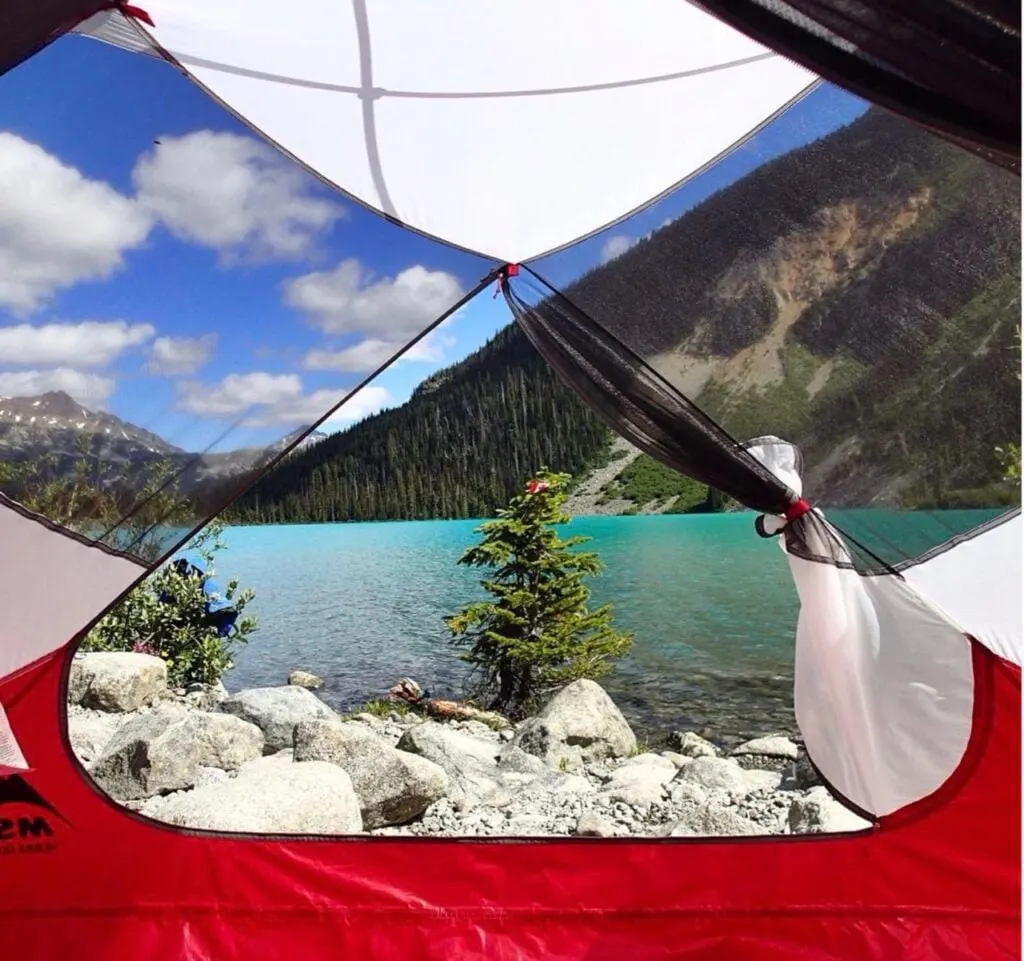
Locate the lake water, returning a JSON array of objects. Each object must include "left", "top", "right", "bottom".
[{"left": 215, "top": 510, "right": 994, "bottom": 745}]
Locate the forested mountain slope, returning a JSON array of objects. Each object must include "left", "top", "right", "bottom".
[{"left": 231, "top": 107, "right": 1020, "bottom": 523}]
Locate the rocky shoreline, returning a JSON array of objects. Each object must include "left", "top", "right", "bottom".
[{"left": 68, "top": 652, "right": 870, "bottom": 838}]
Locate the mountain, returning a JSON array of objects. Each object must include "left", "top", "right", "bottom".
[
  {"left": 224, "top": 325, "right": 613, "bottom": 523},
  {"left": 0, "top": 391, "right": 328, "bottom": 502},
  {"left": 231, "top": 106, "right": 1019, "bottom": 524},
  {"left": 0, "top": 391, "right": 182, "bottom": 459},
  {"left": 3, "top": 108, "right": 1018, "bottom": 525}
]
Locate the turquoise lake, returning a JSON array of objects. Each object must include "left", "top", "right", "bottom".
[{"left": 215, "top": 510, "right": 996, "bottom": 744}]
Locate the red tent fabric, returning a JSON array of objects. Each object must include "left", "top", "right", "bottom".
[{"left": 0, "top": 639, "right": 1017, "bottom": 960}]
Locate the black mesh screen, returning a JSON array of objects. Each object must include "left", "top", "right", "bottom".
[
  {"left": 693, "top": 0, "right": 1020, "bottom": 173},
  {"left": 517, "top": 92, "right": 1020, "bottom": 572}
]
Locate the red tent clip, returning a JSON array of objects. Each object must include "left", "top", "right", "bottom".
[
  {"left": 116, "top": 2, "right": 155, "bottom": 27},
  {"left": 493, "top": 263, "right": 520, "bottom": 297},
  {"left": 783, "top": 498, "right": 811, "bottom": 522}
]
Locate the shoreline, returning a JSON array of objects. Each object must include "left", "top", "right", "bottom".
[{"left": 68, "top": 651, "right": 864, "bottom": 840}]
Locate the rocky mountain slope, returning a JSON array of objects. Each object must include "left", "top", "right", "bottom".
[
  {"left": 230, "top": 106, "right": 1018, "bottom": 523},
  {"left": 0, "top": 390, "right": 326, "bottom": 498},
  {"left": 2, "top": 106, "right": 1018, "bottom": 523}
]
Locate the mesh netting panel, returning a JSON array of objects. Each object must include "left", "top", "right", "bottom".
[
  {"left": 521, "top": 89, "right": 1020, "bottom": 571},
  {"left": 0, "top": 37, "right": 497, "bottom": 569},
  {"left": 692, "top": 0, "right": 1020, "bottom": 173}
]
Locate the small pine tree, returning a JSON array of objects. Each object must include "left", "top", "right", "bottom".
[{"left": 445, "top": 468, "right": 633, "bottom": 717}]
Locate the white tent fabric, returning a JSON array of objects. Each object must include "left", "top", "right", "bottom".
[
  {"left": 0, "top": 499, "right": 143, "bottom": 770},
  {"left": 0, "top": 499, "right": 143, "bottom": 681},
  {"left": 748, "top": 440, "right": 976, "bottom": 817},
  {"left": 903, "top": 512, "right": 1022, "bottom": 667},
  {"left": 76, "top": 1, "right": 816, "bottom": 263},
  {"left": 786, "top": 525, "right": 974, "bottom": 817}
]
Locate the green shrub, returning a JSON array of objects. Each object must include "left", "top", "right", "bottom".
[
  {"left": 342, "top": 698, "right": 409, "bottom": 720},
  {"left": 446, "top": 468, "right": 633, "bottom": 717},
  {"left": 81, "top": 520, "right": 257, "bottom": 688}
]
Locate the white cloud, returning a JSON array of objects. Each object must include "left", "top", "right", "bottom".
[
  {"left": 599, "top": 234, "right": 636, "bottom": 265},
  {"left": 246, "top": 385, "right": 393, "bottom": 430},
  {"left": 176, "top": 369, "right": 391, "bottom": 430},
  {"left": 302, "top": 328, "right": 455, "bottom": 374},
  {"left": 0, "top": 368, "right": 115, "bottom": 408},
  {"left": 0, "top": 133, "right": 152, "bottom": 314},
  {"left": 0, "top": 320, "right": 154, "bottom": 367},
  {"left": 284, "top": 259, "right": 464, "bottom": 340},
  {"left": 134, "top": 131, "right": 343, "bottom": 261},
  {"left": 177, "top": 371, "right": 303, "bottom": 417},
  {"left": 146, "top": 333, "right": 217, "bottom": 375}
]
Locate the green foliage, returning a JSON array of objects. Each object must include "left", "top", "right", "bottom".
[
  {"left": 342, "top": 697, "right": 409, "bottom": 720},
  {"left": 995, "top": 324, "right": 1021, "bottom": 485},
  {"left": 219, "top": 106, "right": 1017, "bottom": 521},
  {"left": 601, "top": 455, "right": 711, "bottom": 511},
  {"left": 445, "top": 469, "right": 633, "bottom": 716},
  {"left": 227, "top": 326, "right": 612, "bottom": 524},
  {"left": 81, "top": 520, "right": 257, "bottom": 688},
  {"left": 2, "top": 441, "right": 192, "bottom": 561}
]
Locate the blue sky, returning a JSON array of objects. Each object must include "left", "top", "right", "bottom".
[{"left": 0, "top": 36, "right": 867, "bottom": 453}]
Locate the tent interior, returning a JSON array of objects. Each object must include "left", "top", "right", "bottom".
[{"left": 0, "top": 2, "right": 1019, "bottom": 959}]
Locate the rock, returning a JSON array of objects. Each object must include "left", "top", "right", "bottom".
[
  {"left": 502, "top": 814, "right": 550, "bottom": 836},
  {"left": 288, "top": 670, "right": 324, "bottom": 690},
  {"left": 731, "top": 735, "right": 799, "bottom": 760},
  {"left": 90, "top": 708, "right": 264, "bottom": 800},
  {"left": 396, "top": 721, "right": 501, "bottom": 809},
  {"left": 660, "top": 751, "right": 691, "bottom": 769},
  {"left": 668, "top": 780, "right": 708, "bottom": 806},
  {"left": 788, "top": 787, "right": 873, "bottom": 835},
  {"left": 190, "top": 711, "right": 266, "bottom": 769},
  {"left": 183, "top": 681, "right": 229, "bottom": 711},
  {"left": 575, "top": 812, "right": 616, "bottom": 837},
  {"left": 90, "top": 708, "right": 199, "bottom": 800},
  {"left": 671, "top": 731, "right": 718, "bottom": 759},
  {"left": 741, "top": 769, "right": 784, "bottom": 793},
  {"left": 512, "top": 680, "right": 636, "bottom": 772},
  {"left": 731, "top": 735, "right": 800, "bottom": 770},
  {"left": 675, "top": 756, "right": 752, "bottom": 796},
  {"left": 496, "top": 745, "right": 552, "bottom": 778},
  {"left": 67, "top": 709, "right": 125, "bottom": 766},
  {"left": 294, "top": 719, "right": 448, "bottom": 828},
  {"left": 218, "top": 686, "right": 335, "bottom": 753},
  {"left": 455, "top": 719, "right": 501, "bottom": 740},
  {"left": 69, "top": 652, "right": 167, "bottom": 712},
  {"left": 154, "top": 758, "right": 363, "bottom": 834},
  {"left": 599, "top": 754, "right": 676, "bottom": 806},
  {"left": 193, "top": 766, "right": 231, "bottom": 789},
  {"left": 661, "top": 803, "right": 768, "bottom": 837},
  {"left": 550, "top": 773, "right": 593, "bottom": 795},
  {"left": 792, "top": 753, "right": 822, "bottom": 789}
]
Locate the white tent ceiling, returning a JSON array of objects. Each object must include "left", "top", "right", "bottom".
[{"left": 77, "top": 0, "right": 816, "bottom": 263}]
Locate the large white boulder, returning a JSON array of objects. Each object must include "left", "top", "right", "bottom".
[
  {"left": 396, "top": 720, "right": 502, "bottom": 809},
  {"left": 150, "top": 757, "right": 363, "bottom": 834},
  {"left": 512, "top": 680, "right": 636, "bottom": 772},
  {"left": 675, "top": 756, "right": 755, "bottom": 796},
  {"left": 218, "top": 686, "right": 335, "bottom": 753},
  {"left": 599, "top": 753, "right": 676, "bottom": 806},
  {"left": 294, "top": 719, "right": 449, "bottom": 828},
  {"left": 730, "top": 735, "right": 799, "bottom": 760},
  {"left": 69, "top": 652, "right": 167, "bottom": 712},
  {"left": 730, "top": 735, "right": 800, "bottom": 770},
  {"left": 90, "top": 707, "right": 264, "bottom": 800}
]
